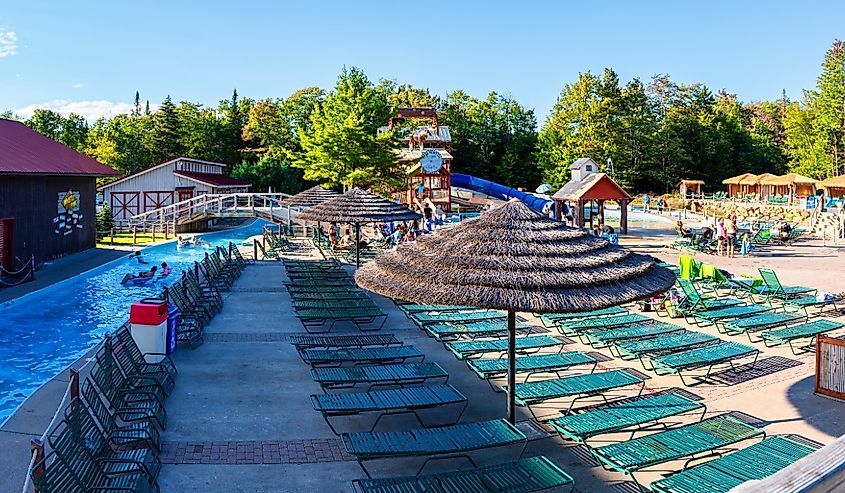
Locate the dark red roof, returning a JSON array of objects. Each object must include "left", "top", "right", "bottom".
[
  {"left": 173, "top": 170, "right": 251, "bottom": 187},
  {"left": 0, "top": 119, "right": 119, "bottom": 176}
]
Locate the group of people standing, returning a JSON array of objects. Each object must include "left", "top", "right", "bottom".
[{"left": 642, "top": 194, "right": 667, "bottom": 214}]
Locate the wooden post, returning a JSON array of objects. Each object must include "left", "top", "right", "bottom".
[
  {"left": 162, "top": 286, "right": 169, "bottom": 303},
  {"left": 31, "top": 438, "right": 45, "bottom": 492},
  {"left": 507, "top": 309, "right": 516, "bottom": 424},
  {"left": 132, "top": 226, "right": 137, "bottom": 244},
  {"left": 69, "top": 368, "right": 79, "bottom": 409},
  {"left": 110, "top": 228, "right": 115, "bottom": 245},
  {"left": 151, "top": 224, "right": 156, "bottom": 242},
  {"left": 253, "top": 239, "right": 259, "bottom": 260},
  {"left": 619, "top": 199, "right": 629, "bottom": 235}
]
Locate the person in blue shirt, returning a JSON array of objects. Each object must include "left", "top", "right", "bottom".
[{"left": 643, "top": 194, "right": 651, "bottom": 212}]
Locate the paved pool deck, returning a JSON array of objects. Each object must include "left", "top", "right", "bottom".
[{"left": 3, "top": 235, "right": 845, "bottom": 492}]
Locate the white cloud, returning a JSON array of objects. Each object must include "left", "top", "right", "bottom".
[
  {"left": 14, "top": 99, "right": 137, "bottom": 121},
  {"left": 0, "top": 31, "right": 16, "bottom": 59},
  {"left": 71, "top": 83, "right": 84, "bottom": 89}
]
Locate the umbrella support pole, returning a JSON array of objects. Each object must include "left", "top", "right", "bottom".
[
  {"left": 355, "top": 223, "right": 361, "bottom": 268},
  {"left": 507, "top": 309, "right": 516, "bottom": 424}
]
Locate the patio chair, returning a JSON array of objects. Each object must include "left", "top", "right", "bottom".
[
  {"left": 761, "top": 319, "right": 845, "bottom": 354},
  {"left": 297, "top": 306, "right": 387, "bottom": 333},
  {"left": 650, "top": 342, "right": 760, "bottom": 386},
  {"left": 341, "top": 418, "right": 527, "bottom": 478},
  {"left": 424, "top": 319, "right": 532, "bottom": 341},
  {"left": 112, "top": 326, "right": 177, "bottom": 397},
  {"left": 310, "top": 362, "right": 449, "bottom": 391},
  {"left": 649, "top": 435, "right": 819, "bottom": 493},
  {"left": 396, "top": 303, "right": 472, "bottom": 314},
  {"left": 351, "top": 456, "right": 574, "bottom": 493},
  {"left": 446, "top": 335, "right": 562, "bottom": 360},
  {"left": 301, "top": 345, "right": 425, "bottom": 366},
  {"left": 549, "top": 391, "right": 705, "bottom": 443},
  {"left": 468, "top": 352, "right": 597, "bottom": 383},
  {"left": 614, "top": 331, "right": 720, "bottom": 370},
  {"left": 289, "top": 334, "right": 401, "bottom": 351},
  {"left": 538, "top": 306, "right": 627, "bottom": 327},
  {"left": 756, "top": 268, "right": 817, "bottom": 300},
  {"left": 582, "top": 321, "right": 684, "bottom": 348},
  {"left": 510, "top": 369, "right": 645, "bottom": 418},
  {"left": 591, "top": 414, "right": 765, "bottom": 491},
  {"left": 691, "top": 303, "right": 772, "bottom": 329},
  {"left": 410, "top": 309, "right": 506, "bottom": 326},
  {"left": 722, "top": 312, "right": 805, "bottom": 340},
  {"left": 292, "top": 298, "right": 378, "bottom": 310},
  {"left": 81, "top": 382, "right": 160, "bottom": 454},
  {"left": 311, "top": 384, "right": 467, "bottom": 434},
  {"left": 783, "top": 295, "right": 840, "bottom": 318},
  {"left": 555, "top": 313, "right": 654, "bottom": 336}
]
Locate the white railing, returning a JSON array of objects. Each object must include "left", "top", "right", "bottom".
[{"left": 127, "top": 193, "right": 292, "bottom": 229}]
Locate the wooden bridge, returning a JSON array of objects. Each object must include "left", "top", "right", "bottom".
[{"left": 125, "top": 193, "right": 295, "bottom": 231}]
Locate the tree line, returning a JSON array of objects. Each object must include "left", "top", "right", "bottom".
[{"left": 4, "top": 39, "right": 845, "bottom": 195}]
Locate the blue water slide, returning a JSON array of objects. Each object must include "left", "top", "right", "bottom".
[{"left": 451, "top": 173, "right": 553, "bottom": 214}]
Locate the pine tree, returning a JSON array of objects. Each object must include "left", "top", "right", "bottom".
[
  {"left": 148, "top": 95, "right": 183, "bottom": 163},
  {"left": 144, "top": 100, "right": 150, "bottom": 116},
  {"left": 133, "top": 91, "right": 141, "bottom": 117}
]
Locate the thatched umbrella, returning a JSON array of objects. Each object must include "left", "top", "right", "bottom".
[
  {"left": 355, "top": 199, "right": 676, "bottom": 423},
  {"left": 277, "top": 186, "right": 340, "bottom": 235},
  {"left": 298, "top": 188, "right": 421, "bottom": 267}
]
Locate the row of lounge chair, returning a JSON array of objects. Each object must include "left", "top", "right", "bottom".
[
  {"left": 30, "top": 326, "right": 179, "bottom": 492},
  {"left": 284, "top": 259, "right": 387, "bottom": 332},
  {"left": 279, "top": 264, "right": 575, "bottom": 492}
]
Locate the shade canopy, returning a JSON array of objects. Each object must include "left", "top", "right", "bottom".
[
  {"left": 279, "top": 185, "right": 339, "bottom": 207},
  {"left": 723, "top": 173, "right": 755, "bottom": 185},
  {"left": 355, "top": 199, "right": 675, "bottom": 313},
  {"left": 819, "top": 175, "right": 845, "bottom": 189},
  {"left": 761, "top": 173, "right": 818, "bottom": 186},
  {"left": 298, "top": 188, "right": 421, "bottom": 224}
]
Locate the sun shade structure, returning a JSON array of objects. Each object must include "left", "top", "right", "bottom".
[
  {"left": 355, "top": 199, "right": 676, "bottom": 422},
  {"left": 279, "top": 185, "right": 340, "bottom": 207},
  {"left": 298, "top": 188, "right": 421, "bottom": 266}
]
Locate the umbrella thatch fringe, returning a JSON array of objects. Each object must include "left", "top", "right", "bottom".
[
  {"left": 279, "top": 186, "right": 340, "bottom": 207},
  {"left": 355, "top": 199, "right": 676, "bottom": 313},
  {"left": 298, "top": 188, "right": 421, "bottom": 224}
]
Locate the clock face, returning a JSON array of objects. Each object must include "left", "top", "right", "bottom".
[{"left": 420, "top": 149, "right": 444, "bottom": 173}]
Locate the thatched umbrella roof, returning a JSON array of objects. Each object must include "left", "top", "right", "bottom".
[
  {"left": 279, "top": 186, "right": 339, "bottom": 207},
  {"left": 298, "top": 188, "right": 421, "bottom": 224},
  {"left": 761, "top": 173, "right": 818, "bottom": 186},
  {"left": 819, "top": 175, "right": 845, "bottom": 189},
  {"left": 723, "top": 173, "right": 755, "bottom": 185},
  {"left": 355, "top": 199, "right": 676, "bottom": 422}
]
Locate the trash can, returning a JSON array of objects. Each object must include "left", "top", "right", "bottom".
[
  {"left": 130, "top": 298, "right": 168, "bottom": 363},
  {"left": 166, "top": 304, "right": 180, "bottom": 355}
]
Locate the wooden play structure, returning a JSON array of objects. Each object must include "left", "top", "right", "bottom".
[{"left": 552, "top": 158, "right": 632, "bottom": 234}]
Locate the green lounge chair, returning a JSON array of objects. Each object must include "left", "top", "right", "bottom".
[
  {"left": 692, "top": 303, "right": 772, "bottom": 328},
  {"left": 538, "top": 306, "right": 627, "bottom": 327},
  {"left": 290, "top": 291, "right": 370, "bottom": 301},
  {"left": 591, "top": 415, "right": 765, "bottom": 490},
  {"left": 446, "top": 335, "right": 562, "bottom": 360},
  {"left": 650, "top": 435, "right": 818, "bottom": 493},
  {"left": 397, "top": 303, "right": 472, "bottom": 314},
  {"left": 614, "top": 331, "right": 719, "bottom": 369},
  {"left": 722, "top": 312, "right": 805, "bottom": 340},
  {"left": 555, "top": 313, "right": 654, "bottom": 336},
  {"left": 310, "top": 362, "right": 449, "bottom": 390},
  {"left": 761, "top": 319, "right": 845, "bottom": 354},
  {"left": 411, "top": 309, "right": 506, "bottom": 326},
  {"left": 583, "top": 321, "right": 684, "bottom": 348},
  {"left": 783, "top": 295, "right": 841, "bottom": 318},
  {"left": 290, "top": 334, "right": 401, "bottom": 351},
  {"left": 425, "top": 319, "right": 532, "bottom": 341},
  {"left": 297, "top": 306, "right": 387, "bottom": 333},
  {"left": 302, "top": 346, "right": 425, "bottom": 366},
  {"left": 511, "top": 369, "right": 645, "bottom": 418},
  {"left": 468, "top": 352, "right": 597, "bottom": 382},
  {"left": 341, "top": 419, "right": 527, "bottom": 477},
  {"left": 549, "top": 391, "right": 705, "bottom": 443},
  {"left": 651, "top": 342, "right": 760, "bottom": 386},
  {"left": 311, "top": 384, "right": 467, "bottom": 434},
  {"left": 351, "top": 456, "right": 574, "bottom": 493},
  {"left": 676, "top": 279, "right": 744, "bottom": 320},
  {"left": 756, "top": 268, "right": 817, "bottom": 300},
  {"left": 292, "top": 299, "right": 377, "bottom": 310}
]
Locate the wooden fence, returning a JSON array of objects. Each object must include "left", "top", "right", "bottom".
[{"left": 815, "top": 336, "right": 845, "bottom": 401}]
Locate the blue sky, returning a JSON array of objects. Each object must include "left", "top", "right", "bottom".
[{"left": 1, "top": 0, "right": 843, "bottom": 123}]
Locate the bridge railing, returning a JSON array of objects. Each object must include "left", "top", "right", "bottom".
[{"left": 127, "top": 192, "right": 292, "bottom": 228}]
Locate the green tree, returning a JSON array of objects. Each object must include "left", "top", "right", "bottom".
[
  {"left": 231, "top": 156, "right": 303, "bottom": 193},
  {"left": 147, "top": 95, "right": 183, "bottom": 163},
  {"left": 297, "top": 67, "right": 400, "bottom": 193},
  {"left": 812, "top": 40, "right": 845, "bottom": 176},
  {"left": 96, "top": 205, "right": 115, "bottom": 232}
]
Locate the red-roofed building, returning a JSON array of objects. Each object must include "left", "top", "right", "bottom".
[
  {"left": 0, "top": 118, "right": 120, "bottom": 271},
  {"left": 98, "top": 157, "right": 250, "bottom": 224}
]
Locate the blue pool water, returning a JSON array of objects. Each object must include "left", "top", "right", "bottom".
[{"left": 0, "top": 220, "right": 266, "bottom": 424}]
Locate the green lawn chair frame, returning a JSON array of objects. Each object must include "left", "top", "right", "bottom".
[
  {"left": 351, "top": 456, "right": 574, "bottom": 493},
  {"left": 755, "top": 268, "right": 817, "bottom": 301},
  {"left": 311, "top": 384, "right": 468, "bottom": 435},
  {"left": 301, "top": 345, "right": 425, "bottom": 367},
  {"left": 410, "top": 309, "right": 506, "bottom": 326},
  {"left": 81, "top": 381, "right": 161, "bottom": 454},
  {"left": 468, "top": 352, "right": 597, "bottom": 384},
  {"left": 582, "top": 322, "right": 684, "bottom": 348},
  {"left": 650, "top": 342, "right": 760, "bottom": 386},
  {"left": 297, "top": 307, "right": 387, "bottom": 333},
  {"left": 446, "top": 335, "right": 563, "bottom": 360},
  {"left": 555, "top": 313, "right": 654, "bottom": 337},
  {"left": 290, "top": 334, "right": 402, "bottom": 352},
  {"left": 537, "top": 306, "right": 627, "bottom": 328},
  {"left": 761, "top": 319, "right": 845, "bottom": 355},
  {"left": 424, "top": 319, "right": 533, "bottom": 342},
  {"left": 591, "top": 414, "right": 765, "bottom": 491},
  {"left": 310, "top": 362, "right": 449, "bottom": 391},
  {"left": 549, "top": 391, "right": 706, "bottom": 444},
  {"left": 691, "top": 303, "right": 772, "bottom": 329},
  {"left": 783, "top": 295, "right": 841, "bottom": 318},
  {"left": 613, "top": 331, "right": 720, "bottom": 370},
  {"left": 722, "top": 311, "right": 806, "bottom": 341},
  {"left": 341, "top": 418, "right": 528, "bottom": 478}
]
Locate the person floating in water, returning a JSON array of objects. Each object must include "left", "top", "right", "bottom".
[
  {"left": 130, "top": 251, "right": 148, "bottom": 264},
  {"left": 121, "top": 265, "right": 158, "bottom": 285},
  {"left": 159, "top": 262, "right": 172, "bottom": 278}
]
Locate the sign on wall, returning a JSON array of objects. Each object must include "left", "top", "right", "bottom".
[{"left": 54, "top": 190, "right": 83, "bottom": 235}]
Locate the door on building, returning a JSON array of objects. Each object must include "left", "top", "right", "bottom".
[{"left": 0, "top": 218, "right": 14, "bottom": 273}]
